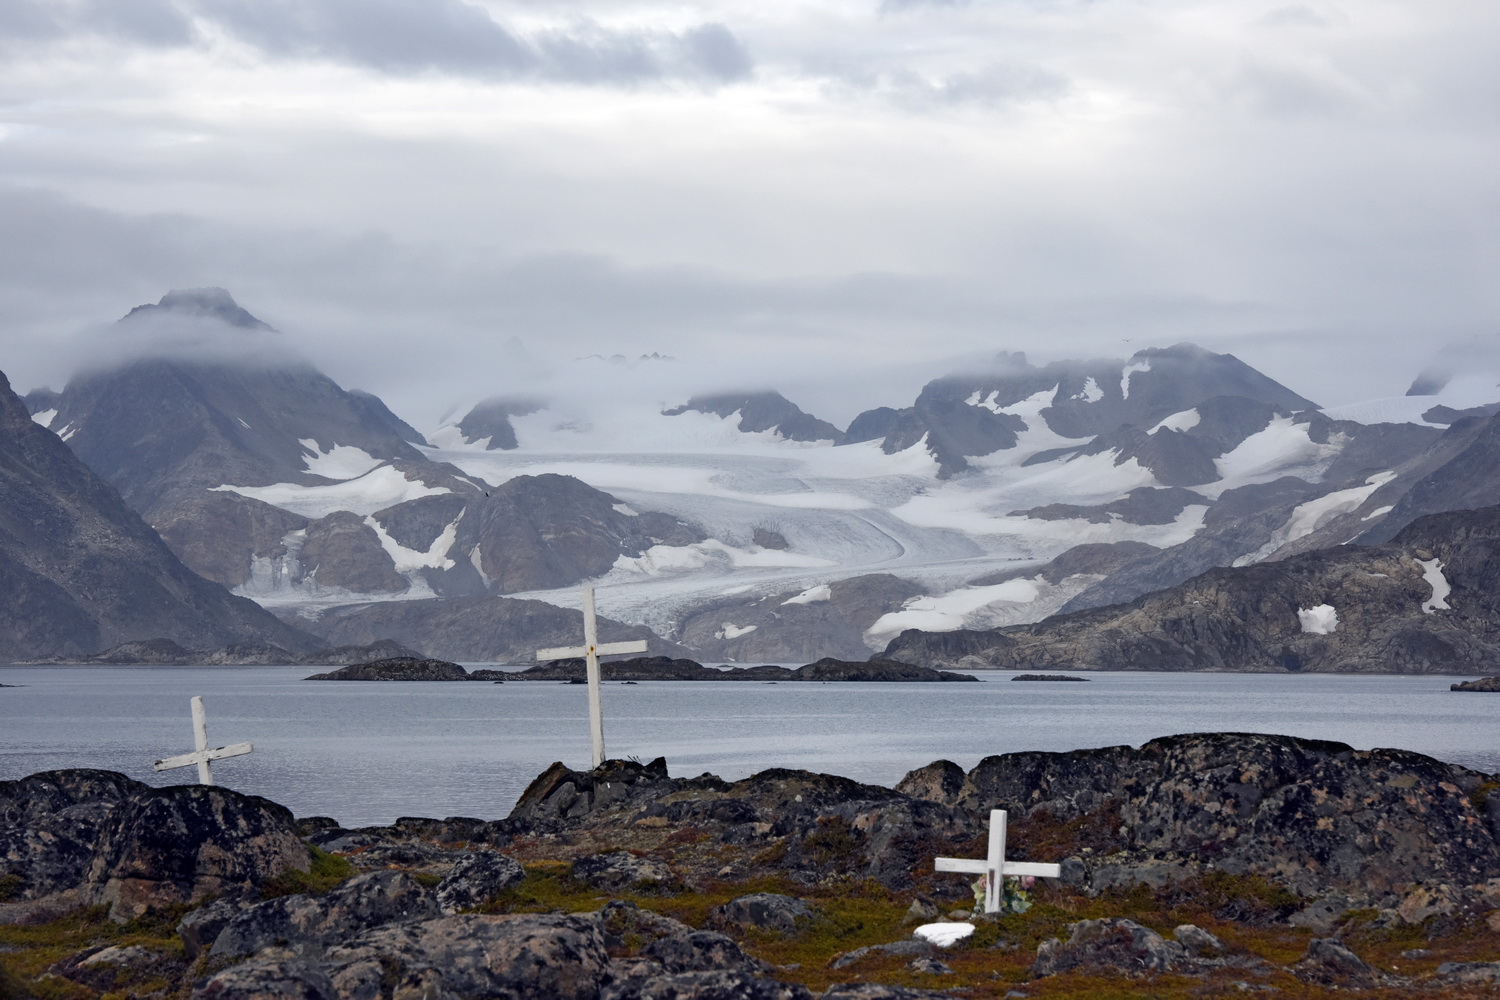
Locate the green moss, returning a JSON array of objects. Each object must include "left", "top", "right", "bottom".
[
  {"left": 1470, "top": 780, "right": 1498, "bottom": 814},
  {"left": 412, "top": 872, "right": 444, "bottom": 889},
  {"left": 260, "top": 845, "right": 357, "bottom": 898},
  {"left": 0, "top": 875, "right": 23, "bottom": 903}
]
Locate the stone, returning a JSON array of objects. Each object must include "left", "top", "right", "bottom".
[
  {"left": 820, "top": 984, "right": 964, "bottom": 999},
  {"left": 87, "top": 780, "right": 311, "bottom": 919},
  {"left": 1290, "top": 937, "right": 1384, "bottom": 988},
  {"left": 54, "top": 943, "right": 176, "bottom": 992},
  {"left": 829, "top": 939, "right": 932, "bottom": 970},
  {"left": 906, "top": 957, "right": 954, "bottom": 975},
  {"left": 601, "top": 899, "right": 698, "bottom": 947},
  {"left": 708, "top": 893, "right": 816, "bottom": 935},
  {"left": 211, "top": 870, "right": 438, "bottom": 960},
  {"left": 1288, "top": 892, "right": 1362, "bottom": 934},
  {"left": 178, "top": 897, "right": 252, "bottom": 960},
  {"left": 192, "top": 956, "right": 338, "bottom": 1000},
  {"left": 1436, "top": 961, "right": 1500, "bottom": 984},
  {"left": 642, "top": 930, "right": 770, "bottom": 975},
  {"left": 604, "top": 969, "right": 813, "bottom": 1000},
  {"left": 323, "top": 912, "right": 612, "bottom": 1000},
  {"left": 572, "top": 851, "right": 681, "bottom": 893},
  {"left": 1171, "top": 923, "right": 1223, "bottom": 957},
  {"left": 1396, "top": 882, "right": 1463, "bottom": 924},
  {"left": 1030, "top": 918, "right": 1187, "bottom": 978},
  {"left": 435, "top": 849, "right": 525, "bottom": 913}
]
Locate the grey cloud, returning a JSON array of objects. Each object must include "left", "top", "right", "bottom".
[
  {"left": 1256, "top": 5, "right": 1333, "bottom": 29},
  {"left": 1231, "top": 61, "right": 1362, "bottom": 118},
  {"left": 823, "top": 62, "right": 1067, "bottom": 108},
  {"left": 194, "top": 0, "right": 751, "bottom": 84},
  {"left": 0, "top": 0, "right": 194, "bottom": 46}
]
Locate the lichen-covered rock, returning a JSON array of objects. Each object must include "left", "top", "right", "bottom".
[
  {"left": 641, "top": 930, "right": 769, "bottom": 975},
  {"left": 604, "top": 969, "right": 813, "bottom": 1000},
  {"left": 0, "top": 769, "right": 310, "bottom": 920},
  {"left": 1290, "top": 937, "right": 1387, "bottom": 988},
  {"left": 435, "top": 849, "right": 525, "bottom": 913},
  {"left": 601, "top": 900, "right": 697, "bottom": 948},
  {"left": 573, "top": 852, "right": 681, "bottom": 893},
  {"left": 1030, "top": 918, "right": 1186, "bottom": 978},
  {"left": 193, "top": 956, "right": 338, "bottom": 1000},
  {"left": 178, "top": 896, "right": 253, "bottom": 960},
  {"left": 1437, "top": 961, "right": 1500, "bottom": 984},
  {"left": 324, "top": 912, "right": 612, "bottom": 1000},
  {"left": 708, "top": 893, "right": 815, "bottom": 935},
  {"left": 211, "top": 870, "right": 438, "bottom": 960},
  {"left": 1171, "top": 923, "right": 1223, "bottom": 957},
  {"left": 820, "top": 984, "right": 959, "bottom": 999},
  {"left": 90, "top": 782, "right": 312, "bottom": 918}
]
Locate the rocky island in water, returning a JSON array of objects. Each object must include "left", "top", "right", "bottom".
[
  {"left": 3, "top": 732, "right": 1498, "bottom": 999},
  {"left": 305, "top": 655, "right": 978, "bottom": 683}
]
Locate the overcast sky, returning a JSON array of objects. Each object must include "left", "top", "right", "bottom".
[{"left": 2, "top": 0, "right": 1497, "bottom": 427}]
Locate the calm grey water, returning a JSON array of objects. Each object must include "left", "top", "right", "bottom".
[{"left": 1, "top": 666, "right": 1494, "bottom": 828}]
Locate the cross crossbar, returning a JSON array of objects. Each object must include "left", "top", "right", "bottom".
[
  {"left": 155, "top": 742, "right": 253, "bottom": 772},
  {"left": 934, "top": 808, "right": 1063, "bottom": 913},
  {"left": 535, "top": 640, "right": 648, "bottom": 660}
]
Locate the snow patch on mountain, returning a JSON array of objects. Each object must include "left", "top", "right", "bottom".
[
  {"left": 365, "top": 512, "right": 461, "bottom": 572},
  {"left": 1074, "top": 377, "right": 1104, "bottom": 403},
  {"left": 864, "top": 571, "right": 1104, "bottom": 643},
  {"left": 1210, "top": 416, "right": 1342, "bottom": 491},
  {"left": 214, "top": 465, "right": 450, "bottom": 517},
  {"left": 1150, "top": 409, "right": 1201, "bottom": 434},
  {"left": 300, "top": 439, "right": 384, "bottom": 480},
  {"left": 1120, "top": 360, "right": 1151, "bottom": 399},
  {"left": 1233, "top": 471, "right": 1397, "bottom": 565},
  {"left": 31, "top": 409, "right": 57, "bottom": 429},
  {"left": 1418, "top": 558, "right": 1451, "bottom": 613},
  {"left": 1298, "top": 604, "right": 1338, "bottom": 634},
  {"left": 717, "top": 623, "right": 757, "bottom": 639},
  {"left": 782, "top": 584, "right": 831, "bottom": 605}
]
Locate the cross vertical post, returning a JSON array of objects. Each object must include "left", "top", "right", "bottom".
[
  {"left": 535, "top": 585, "right": 649, "bottom": 769},
  {"left": 191, "top": 695, "right": 213, "bottom": 785},
  {"left": 582, "top": 586, "right": 605, "bottom": 769}
]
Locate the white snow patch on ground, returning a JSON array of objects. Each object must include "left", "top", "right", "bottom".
[
  {"left": 1209, "top": 417, "right": 1341, "bottom": 492},
  {"left": 1418, "top": 559, "right": 1451, "bottom": 613},
  {"left": 1362, "top": 505, "right": 1394, "bottom": 522},
  {"left": 1234, "top": 472, "right": 1397, "bottom": 565},
  {"left": 967, "top": 386, "right": 1056, "bottom": 421},
  {"left": 365, "top": 512, "right": 460, "bottom": 573},
  {"left": 914, "top": 923, "right": 974, "bottom": 947},
  {"left": 783, "top": 584, "right": 832, "bottom": 605},
  {"left": 215, "top": 466, "right": 451, "bottom": 517},
  {"left": 31, "top": 409, "right": 57, "bottom": 428},
  {"left": 426, "top": 425, "right": 480, "bottom": 450},
  {"left": 1120, "top": 360, "right": 1151, "bottom": 399},
  {"left": 1074, "top": 377, "right": 1104, "bottom": 403},
  {"left": 1150, "top": 409, "right": 1201, "bottom": 434},
  {"left": 58, "top": 423, "right": 76, "bottom": 441},
  {"left": 613, "top": 502, "right": 639, "bottom": 516},
  {"left": 1298, "top": 605, "right": 1338, "bottom": 634},
  {"left": 865, "top": 578, "right": 1040, "bottom": 639},
  {"left": 716, "top": 623, "right": 757, "bottom": 639},
  {"left": 237, "top": 417, "right": 251, "bottom": 429},
  {"left": 300, "top": 439, "right": 384, "bottom": 480}
]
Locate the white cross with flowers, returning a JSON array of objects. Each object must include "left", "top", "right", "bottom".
[{"left": 934, "top": 809, "right": 1062, "bottom": 913}]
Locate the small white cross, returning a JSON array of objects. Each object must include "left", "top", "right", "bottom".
[
  {"left": 934, "top": 809, "right": 1062, "bottom": 913},
  {"left": 153, "top": 696, "right": 252, "bottom": 786},
  {"left": 535, "top": 585, "right": 648, "bottom": 769}
]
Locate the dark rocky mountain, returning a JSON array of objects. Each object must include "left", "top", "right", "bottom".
[
  {"left": 450, "top": 396, "right": 544, "bottom": 450},
  {"left": 0, "top": 369, "right": 319, "bottom": 662},
  {"left": 844, "top": 344, "right": 1318, "bottom": 477},
  {"left": 288, "top": 595, "right": 688, "bottom": 663},
  {"left": 663, "top": 391, "right": 844, "bottom": 443},
  {"left": 884, "top": 504, "right": 1500, "bottom": 674}
]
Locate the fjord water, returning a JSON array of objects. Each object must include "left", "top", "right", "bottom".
[{"left": 1, "top": 667, "right": 1494, "bottom": 828}]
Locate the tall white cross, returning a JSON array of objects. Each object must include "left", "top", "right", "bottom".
[
  {"left": 153, "top": 695, "right": 252, "bottom": 786},
  {"left": 934, "top": 809, "right": 1062, "bottom": 913},
  {"left": 535, "top": 585, "right": 648, "bottom": 769}
]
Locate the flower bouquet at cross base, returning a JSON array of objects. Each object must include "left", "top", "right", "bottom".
[{"left": 972, "top": 875, "right": 1036, "bottom": 914}]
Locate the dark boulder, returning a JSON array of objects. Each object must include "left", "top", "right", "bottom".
[
  {"left": 708, "top": 893, "right": 816, "bottom": 936},
  {"left": 435, "top": 850, "right": 525, "bottom": 913},
  {"left": 573, "top": 852, "right": 681, "bottom": 893},
  {"left": 1030, "top": 917, "right": 1187, "bottom": 978},
  {"left": 211, "top": 870, "right": 439, "bottom": 960},
  {"left": 1290, "top": 937, "right": 1387, "bottom": 988}
]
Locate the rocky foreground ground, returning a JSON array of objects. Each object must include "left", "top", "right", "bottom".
[{"left": 2, "top": 732, "right": 1499, "bottom": 999}]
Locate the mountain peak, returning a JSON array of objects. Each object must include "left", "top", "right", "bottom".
[{"left": 122, "top": 288, "right": 273, "bottom": 331}]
